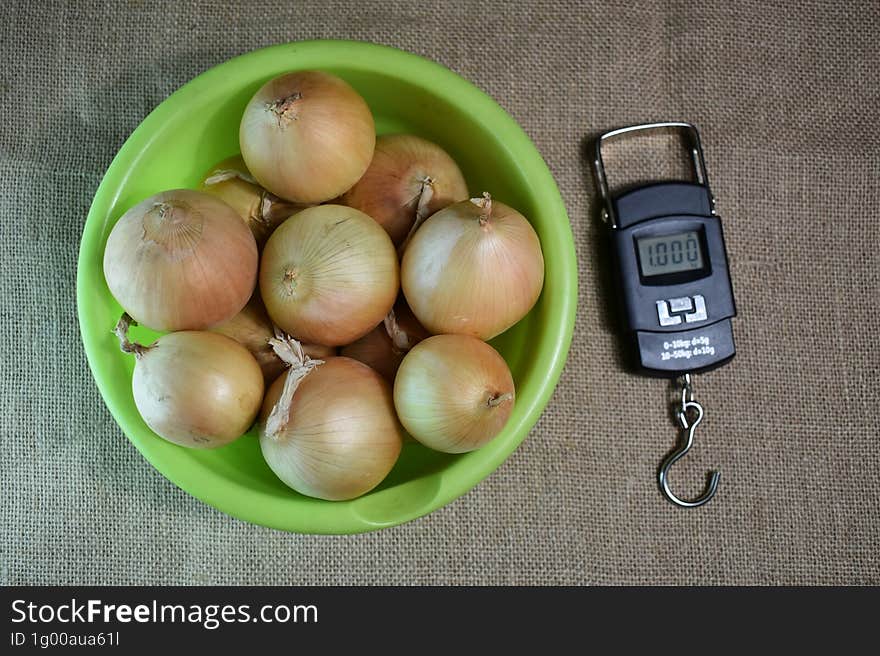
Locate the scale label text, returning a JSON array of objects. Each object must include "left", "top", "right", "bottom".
[{"left": 659, "top": 335, "right": 716, "bottom": 361}]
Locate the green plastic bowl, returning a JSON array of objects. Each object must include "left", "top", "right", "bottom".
[{"left": 77, "top": 40, "right": 577, "bottom": 534}]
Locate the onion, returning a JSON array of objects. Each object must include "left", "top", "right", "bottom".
[
  {"left": 340, "top": 134, "right": 468, "bottom": 247},
  {"left": 259, "top": 340, "right": 403, "bottom": 501},
  {"left": 400, "top": 193, "right": 544, "bottom": 340},
  {"left": 340, "top": 299, "right": 429, "bottom": 382},
  {"left": 393, "top": 334, "right": 515, "bottom": 454},
  {"left": 240, "top": 70, "right": 375, "bottom": 203},
  {"left": 211, "top": 293, "right": 336, "bottom": 384},
  {"left": 339, "top": 325, "right": 398, "bottom": 383},
  {"left": 114, "top": 314, "right": 264, "bottom": 449},
  {"left": 199, "top": 155, "right": 304, "bottom": 247},
  {"left": 259, "top": 204, "right": 399, "bottom": 346},
  {"left": 103, "top": 189, "right": 258, "bottom": 331}
]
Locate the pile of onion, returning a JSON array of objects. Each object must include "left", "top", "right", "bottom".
[{"left": 101, "top": 67, "right": 546, "bottom": 504}]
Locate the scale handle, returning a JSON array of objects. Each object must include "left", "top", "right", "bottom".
[{"left": 593, "top": 122, "right": 714, "bottom": 228}]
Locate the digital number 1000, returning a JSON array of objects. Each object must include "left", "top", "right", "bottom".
[{"left": 647, "top": 235, "right": 700, "bottom": 267}]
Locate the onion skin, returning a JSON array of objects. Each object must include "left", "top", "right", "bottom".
[
  {"left": 199, "top": 155, "right": 304, "bottom": 247},
  {"left": 131, "top": 331, "right": 264, "bottom": 449},
  {"left": 259, "top": 204, "right": 399, "bottom": 347},
  {"left": 259, "top": 357, "right": 403, "bottom": 500},
  {"left": 340, "top": 134, "right": 468, "bottom": 246},
  {"left": 400, "top": 195, "right": 544, "bottom": 340},
  {"left": 211, "top": 294, "right": 336, "bottom": 384},
  {"left": 393, "top": 335, "right": 515, "bottom": 454},
  {"left": 240, "top": 71, "right": 375, "bottom": 203},
  {"left": 103, "top": 189, "right": 258, "bottom": 331}
]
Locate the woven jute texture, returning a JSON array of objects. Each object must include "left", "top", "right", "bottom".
[{"left": 2, "top": 0, "right": 878, "bottom": 585}]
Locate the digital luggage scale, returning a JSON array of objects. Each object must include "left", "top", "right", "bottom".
[{"left": 593, "top": 122, "right": 738, "bottom": 508}]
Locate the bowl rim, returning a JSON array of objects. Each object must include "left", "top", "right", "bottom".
[{"left": 77, "top": 39, "right": 578, "bottom": 534}]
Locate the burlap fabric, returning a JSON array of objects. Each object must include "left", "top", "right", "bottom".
[{"left": 2, "top": 0, "right": 878, "bottom": 585}]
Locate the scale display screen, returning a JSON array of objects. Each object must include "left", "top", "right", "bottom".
[{"left": 636, "top": 231, "right": 704, "bottom": 277}]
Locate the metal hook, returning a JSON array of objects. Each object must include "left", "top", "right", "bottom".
[{"left": 658, "top": 394, "right": 720, "bottom": 508}]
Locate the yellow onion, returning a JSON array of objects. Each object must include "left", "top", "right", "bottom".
[
  {"left": 114, "top": 314, "right": 264, "bottom": 449},
  {"left": 393, "top": 334, "right": 515, "bottom": 454},
  {"left": 211, "top": 293, "right": 336, "bottom": 384},
  {"left": 103, "top": 189, "right": 258, "bottom": 331},
  {"left": 240, "top": 71, "right": 375, "bottom": 203},
  {"left": 340, "top": 299, "right": 429, "bottom": 382},
  {"left": 401, "top": 193, "right": 544, "bottom": 340},
  {"left": 259, "top": 343, "right": 403, "bottom": 500},
  {"left": 199, "top": 155, "right": 305, "bottom": 247},
  {"left": 340, "top": 134, "right": 468, "bottom": 247},
  {"left": 260, "top": 204, "right": 398, "bottom": 346}
]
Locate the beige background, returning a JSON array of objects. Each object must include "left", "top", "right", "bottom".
[{"left": 2, "top": 0, "right": 878, "bottom": 585}]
